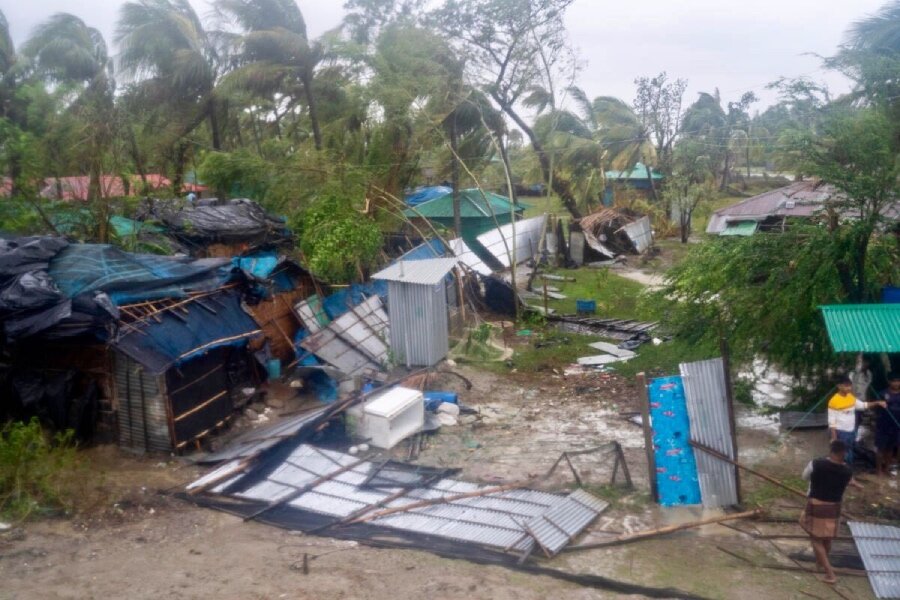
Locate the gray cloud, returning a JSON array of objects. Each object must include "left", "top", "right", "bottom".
[{"left": 2, "top": 0, "right": 888, "bottom": 109}]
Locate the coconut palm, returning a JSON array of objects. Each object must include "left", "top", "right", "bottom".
[
  {"left": 23, "top": 13, "right": 115, "bottom": 204},
  {"left": 214, "top": 0, "right": 325, "bottom": 150},
  {"left": 116, "top": 0, "right": 224, "bottom": 186},
  {"left": 569, "top": 88, "right": 659, "bottom": 200}
]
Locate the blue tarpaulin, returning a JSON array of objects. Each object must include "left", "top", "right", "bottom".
[
  {"left": 112, "top": 289, "right": 263, "bottom": 374},
  {"left": 649, "top": 376, "right": 701, "bottom": 507},
  {"left": 49, "top": 244, "right": 229, "bottom": 306},
  {"left": 233, "top": 250, "right": 279, "bottom": 280},
  {"left": 405, "top": 186, "right": 452, "bottom": 207}
]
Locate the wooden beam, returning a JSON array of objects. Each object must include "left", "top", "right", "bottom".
[{"left": 637, "top": 373, "right": 658, "bottom": 502}]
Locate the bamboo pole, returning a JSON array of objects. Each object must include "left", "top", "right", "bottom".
[
  {"left": 348, "top": 479, "right": 536, "bottom": 525},
  {"left": 564, "top": 509, "right": 762, "bottom": 552}
]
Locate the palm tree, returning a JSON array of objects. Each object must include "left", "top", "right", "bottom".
[
  {"left": 215, "top": 0, "right": 325, "bottom": 151},
  {"left": 116, "top": 0, "right": 223, "bottom": 193},
  {"left": 569, "top": 89, "right": 659, "bottom": 201},
  {"left": 23, "top": 13, "right": 115, "bottom": 207}
]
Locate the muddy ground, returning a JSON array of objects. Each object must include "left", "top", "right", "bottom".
[{"left": 0, "top": 365, "right": 890, "bottom": 600}]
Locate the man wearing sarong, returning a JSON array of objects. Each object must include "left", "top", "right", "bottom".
[{"left": 800, "top": 439, "right": 862, "bottom": 584}]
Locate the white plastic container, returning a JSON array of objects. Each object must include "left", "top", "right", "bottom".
[{"left": 360, "top": 386, "right": 425, "bottom": 449}]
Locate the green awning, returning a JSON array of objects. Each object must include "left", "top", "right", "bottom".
[
  {"left": 820, "top": 304, "right": 900, "bottom": 353},
  {"left": 720, "top": 221, "right": 759, "bottom": 236}
]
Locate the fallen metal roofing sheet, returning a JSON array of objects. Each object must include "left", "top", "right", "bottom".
[
  {"left": 476, "top": 215, "right": 547, "bottom": 268},
  {"left": 300, "top": 295, "right": 390, "bottom": 377},
  {"left": 195, "top": 405, "right": 331, "bottom": 464},
  {"left": 820, "top": 304, "right": 900, "bottom": 353},
  {"left": 448, "top": 238, "right": 493, "bottom": 276},
  {"left": 195, "top": 444, "right": 607, "bottom": 557},
  {"left": 680, "top": 358, "right": 739, "bottom": 508},
  {"left": 620, "top": 216, "right": 653, "bottom": 253},
  {"left": 848, "top": 521, "right": 900, "bottom": 599}
]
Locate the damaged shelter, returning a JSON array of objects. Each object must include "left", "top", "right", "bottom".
[
  {"left": 0, "top": 235, "right": 313, "bottom": 453},
  {"left": 569, "top": 208, "right": 652, "bottom": 264}
]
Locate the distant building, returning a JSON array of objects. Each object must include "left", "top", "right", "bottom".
[{"left": 603, "top": 162, "right": 664, "bottom": 205}]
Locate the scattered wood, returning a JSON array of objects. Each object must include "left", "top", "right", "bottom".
[
  {"left": 540, "top": 274, "right": 575, "bottom": 282},
  {"left": 564, "top": 509, "right": 762, "bottom": 552}
]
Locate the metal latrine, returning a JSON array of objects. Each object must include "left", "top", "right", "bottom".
[{"left": 373, "top": 258, "right": 459, "bottom": 368}]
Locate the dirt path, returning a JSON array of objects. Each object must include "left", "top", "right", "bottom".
[{"left": 0, "top": 366, "right": 880, "bottom": 600}]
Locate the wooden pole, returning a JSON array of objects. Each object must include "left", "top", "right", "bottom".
[
  {"left": 565, "top": 509, "right": 762, "bottom": 552},
  {"left": 637, "top": 373, "right": 658, "bottom": 502},
  {"left": 543, "top": 281, "right": 549, "bottom": 316},
  {"left": 719, "top": 338, "right": 742, "bottom": 504},
  {"left": 348, "top": 479, "right": 535, "bottom": 525},
  {"left": 689, "top": 440, "right": 806, "bottom": 499}
]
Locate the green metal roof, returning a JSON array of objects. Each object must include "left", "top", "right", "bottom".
[
  {"left": 720, "top": 221, "right": 758, "bottom": 236},
  {"left": 404, "top": 189, "right": 526, "bottom": 219},
  {"left": 605, "top": 162, "right": 664, "bottom": 181},
  {"left": 820, "top": 304, "right": 900, "bottom": 353}
]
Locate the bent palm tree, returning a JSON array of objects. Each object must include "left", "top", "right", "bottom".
[
  {"left": 215, "top": 0, "right": 325, "bottom": 150},
  {"left": 117, "top": 0, "right": 223, "bottom": 193},
  {"left": 24, "top": 13, "right": 115, "bottom": 203}
]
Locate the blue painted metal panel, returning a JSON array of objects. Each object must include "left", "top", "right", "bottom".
[{"left": 649, "top": 376, "right": 702, "bottom": 506}]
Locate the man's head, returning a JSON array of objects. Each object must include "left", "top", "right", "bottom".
[
  {"left": 837, "top": 375, "right": 853, "bottom": 394},
  {"left": 889, "top": 372, "right": 900, "bottom": 392},
  {"left": 830, "top": 439, "right": 848, "bottom": 460}
]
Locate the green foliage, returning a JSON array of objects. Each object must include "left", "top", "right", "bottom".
[
  {"left": 198, "top": 150, "right": 272, "bottom": 200},
  {"left": 0, "top": 419, "right": 79, "bottom": 521},
  {"left": 296, "top": 192, "right": 382, "bottom": 283},
  {"left": 653, "top": 225, "right": 898, "bottom": 379}
]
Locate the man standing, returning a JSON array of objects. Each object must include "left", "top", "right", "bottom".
[
  {"left": 875, "top": 372, "right": 900, "bottom": 477},
  {"left": 828, "top": 375, "right": 884, "bottom": 466},
  {"left": 801, "top": 440, "right": 862, "bottom": 584}
]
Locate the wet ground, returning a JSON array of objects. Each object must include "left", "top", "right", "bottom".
[{"left": 0, "top": 365, "right": 886, "bottom": 599}]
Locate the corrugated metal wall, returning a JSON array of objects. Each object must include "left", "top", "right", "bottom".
[
  {"left": 388, "top": 280, "right": 449, "bottom": 367},
  {"left": 680, "top": 358, "right": 739, "bottom": 507},
  {"left": 113, "top": 352, "right": 172, "bottom": 453}
]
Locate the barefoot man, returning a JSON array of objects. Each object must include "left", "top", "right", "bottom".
[{"left": 800, "top": 439, "right": 862, "bottom": 584}]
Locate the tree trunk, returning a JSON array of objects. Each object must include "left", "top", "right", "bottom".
[
  {"left": 172, "top": 141, "right": 188, "bottom": 197},
  {"left": 720, "top": 153, "right": 731, "bottom": 191},
  {"left": 128, "top": 127, "right": 148, "bottom": 194},
  {"left": 450, "top": 119, "right": 461, "bottom": 236},
  {"left": 493, "top": 94, "right": 582, "bottom": 219},
  {"left": 645, "top": 163, "right": 658, "bottom": 202},
  {"left": 302, "top": 70, "right": 323, "bottom": 152}
]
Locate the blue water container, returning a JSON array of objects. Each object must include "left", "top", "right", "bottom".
[
  {"left": 266, "top": 359, "right": 282, "bottom": 381},
  {"left": 576, "top": 299, "right": 596, "bottom": 315},
  {"left": 883, "top": 286, "right": 900, "bottom": 304},
  {"left": 424, "top": 391, "right": 459, "bottom": 411}
]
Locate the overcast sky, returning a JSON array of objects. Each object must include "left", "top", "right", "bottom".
[{"left": 2, "top": 0, "right": 890, "bottom": 111}]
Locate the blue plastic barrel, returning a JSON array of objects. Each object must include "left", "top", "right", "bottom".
[
  {"left": 266, "top": 359, "right": 282, "bottom": 381},
  {"left": 883, "top": 286, "right": 900, "bottom": 304},
  {"left": 576, "top": 299, "right": 596, "bottom": 315},
  {"left": 424, "top": 391, "right": 459, "bottom": 411}
]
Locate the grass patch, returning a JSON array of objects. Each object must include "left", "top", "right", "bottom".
[
  {"left": 743, "top": 475, "right": 807, "bottom": 508},
  {"left": 487, "top": 330, "right": 601, "bottom": 374},
  {"left": 614, "top": 337, "right": 719, "bottom": 379},
  {"left": 0, "top": 419, "right": 82, "bottom": 521},
  {"left": 581, "top": 483, "right": 651, "bottom": 511},
  {"left": 539, "top": 268, "right": 650, "bottom": 319}
]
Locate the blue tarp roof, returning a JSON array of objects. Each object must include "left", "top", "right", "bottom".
[
  {"left": 111, "top": 289, "right": 263, "bottom": 374},
  {"left": 406, "top": 186, "right": 453, "bottom": 207},
  {"left": 48, "top": 244, "right": 230, "bottom": 306}
]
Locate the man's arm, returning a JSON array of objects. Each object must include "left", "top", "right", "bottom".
[{"left": 802, "top": 460, "right": 813, "bottom": 481}]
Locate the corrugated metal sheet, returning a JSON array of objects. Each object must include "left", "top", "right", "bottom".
[
  {"left": 620, "top": 216, "right": 652, "bottom": 253},
  {"left": 300, "top": 295, "right": 390, "bottom": 376},
  {"left": 387, "top": 279, "right": 449, "bottom": 367},
  {"left": 849, "top": 521, "right": 900, "bottom": 599},
  {"left": 476, "top": 215, "right": 547, "bottom": 268},
  {"left": 194, "top": 444, "right": 607, "bottom": 556},
  {"left": 448, "top": 238, "right": 492, "bottom": 276},
  {"left": 821, "top": 304, "right": 900, "bottom": 353},
  {"left": 680, "top": 358, "right": 739, "bottom": 507},
  {"left": 371, "top": 258, "right": 459, "bottom": 285},
  {"left": 113, "top": 351, "right": 171, "bottom": 453},
  {"left": 196, "top": 405, "right": 330, "bottom": 464}
]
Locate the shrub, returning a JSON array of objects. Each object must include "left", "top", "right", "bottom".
[{"left": 0, "top": 419, "right": 79, "bottom": 521}]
